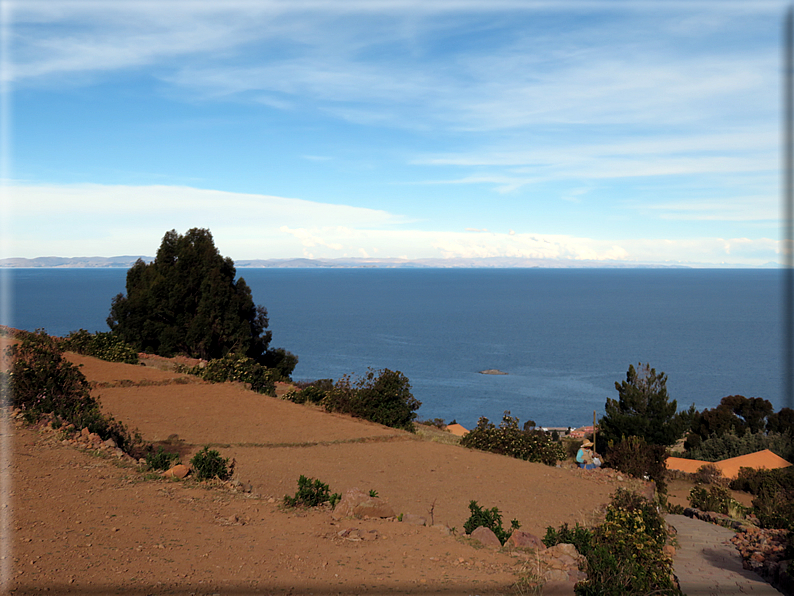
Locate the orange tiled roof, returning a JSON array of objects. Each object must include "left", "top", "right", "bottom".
[
  {"left": 444, "top": 423, "right": 469, "bottom": 437},
  {"left": 666, "top": 449, "right": 791, "bottom": 479}
]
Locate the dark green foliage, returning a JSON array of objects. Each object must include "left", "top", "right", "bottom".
[
  {"left": 688, "top": 485, "right": 746, "bottom": 517},
  {"left": 188, "top": 354, "right": 276, "bottom": 396},
  {"left": 60, "top": 329, "right": 139, "bottom": 364},
  {"left": 687, "top": 395, "right": 780, "bottom": 449},
  {"left": 369, "top": 489, "right": 378, "bottom": 498},
  {"left": 322, "top": 369, "right": 420, "bottom": 431},
  {"left": 108, "top": 228, "right": 295, "bottom": 375},
  {"left": 260, "top": 347, "right": 299, "bottom": 382},
  {"left": 599, "top": 363, "right": 693, "bottom": 449},
  {"left": 575, "top": 489, "right": 680, "bottom": 596},
  {"left": 146, "top": 447, "right": 179, "bottom": 471},
  {"left": 543, "top": 523, "right": 593, "bottom": 556},
  {"left": 283, "top": 475, "right": 341, "bottom": 508},
  {"left": 7, "top": 330, "right": 137, "bottom": 451},
  {"left": 417, "top": 418, "right": 447, "bottom": 429},
  {"left": 460, "top": 412, "right": 565, "bottom": 466},
  {"left": 463, "top": 500, "right": 520, "bottom": 545},
  {"left": 730, "top": 467, "right": 794, "bottom": 530},
  {"left": 768, "top": 408, "right": 794, "bottom": 434},
  {"left": 684, "top": 428, "right": 794, "bottom": 463},
  {"left": 693, "top": 463, "right": 725, "bottom": 485},
  {"left": 605, "top": 435, "right": 669, "bottom": 494},
  {"left": 190, "top": 446, "right": 231, "bottom": 481}
]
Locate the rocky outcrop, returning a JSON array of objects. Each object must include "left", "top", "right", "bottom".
[
  {"left": 730, "top": 526, "right": 793, "bottom": 596},
  {"left": 332, "top": 488, "right": 396, "bottom": 520},
  {"left": 507, "top": 530, "right": 545, "bottom": 549}
]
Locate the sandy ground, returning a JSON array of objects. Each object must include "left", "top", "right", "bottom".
[{"left": 8, "top": 353, "right": 653, "bottom": 595}]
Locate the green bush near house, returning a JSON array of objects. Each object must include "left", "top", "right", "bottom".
[{"left": 461, "top": 411, "right": 565, "bottom": 466}]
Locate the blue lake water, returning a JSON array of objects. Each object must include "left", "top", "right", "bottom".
[{"left": 2, "top": 267, "right": 787, "bottom": 429}]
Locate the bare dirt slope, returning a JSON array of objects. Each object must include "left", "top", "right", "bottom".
[{"left": 8, "top": 354, "right": 639, "bottom": 595}]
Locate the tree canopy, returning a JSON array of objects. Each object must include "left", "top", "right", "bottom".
[
  {"left": 685, "top": 395, "right": 794, "bottom": 451},
  {"left": 107, "top": 228, "right": 295, "bottom": 376},
  {"left": 599, "top": 363, "right": 693, "bottom": 448}
]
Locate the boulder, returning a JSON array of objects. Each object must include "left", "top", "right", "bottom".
[
  {"left": 507, "top": 530, "right": 546, "bottom": 550},
  {"left": 162, "top": 464, "right": 190, "bottom": 479},
  {"left": 332, "top": 488, "right": 395, "bottom": 520},
  {"left": 470, "top": 526, "right": 501, "bottom": 548},
  {"left": 401, "top": 513, "right": 427, "bottom": 526}
]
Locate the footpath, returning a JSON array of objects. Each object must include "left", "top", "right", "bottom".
[{"left": 665, "top": 514, "right": 783, "bottom": 595}]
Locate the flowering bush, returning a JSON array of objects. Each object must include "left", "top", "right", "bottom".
[
  {"left": 575, "top": 489, "right": 680, "bottom": 596},
  {"left": 460, "top": 412, "right": 565, "bottom": 466},
  {"left": 187, "top": 353, "right": 276, "bottom": 396},
  {"left": 60, "top": 329, "right": 139, "bottom": 364}
]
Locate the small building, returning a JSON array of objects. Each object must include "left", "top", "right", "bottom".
[{"left": 569, "top": 425, "right": 595, "bottom": 439}]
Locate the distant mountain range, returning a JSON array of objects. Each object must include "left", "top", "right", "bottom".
[{"left": 0, "top": 255, "right": 780, "bottom": 268}]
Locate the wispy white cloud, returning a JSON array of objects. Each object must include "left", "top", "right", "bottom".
[{"left": 4, "top": 182, "right": 780, "bottom": 266}]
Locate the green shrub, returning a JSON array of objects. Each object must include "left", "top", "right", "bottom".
[
  {"left": 460, "top": 412, "right": 565, "bottom": 466},
  {"left": 463, "top": 500, "right": 519, "bottom": 545},
  {"left": 188, "top": 354, "right": 276, "bottom": 396},
  {"left": 753, "top": 486, "right": 794, "bottom": 530},
  {"left": 688, "top": 485, "right": 746, "bottom": 518},
  {"left": 684, "top": 428, "right": 794, "bottom": 463},
  {"left": 321, "top": 369, "right": 421, "bottom": 432},
  {"left": 284, "top": 379, "right": 334, "bottom": 404},
  {"left": 575, "top": 489, "right": 680, "bottom": 596},
  {"left": 543, "top": 522, "right": 593, "bottom": 556},
  {"left": 6, "top": 329, "right": 139, "bottom": 452},
  {"left": 60, "top": 329, "right": 139, "bottom": 364},
  {"left": 283, "top": 475, "right": 341, "bottom": 508},
  {"left": 146, "top": 447, "right": 180, "bottom": 471},
  {"left": 731, "top": 467, "right": 794, "bottom": 530},
  {"left": 605, "top": 435, "right": 669, "bottom": 494},
  {"left": 190, "top": 446, "right": 232, "bottom": 481}
]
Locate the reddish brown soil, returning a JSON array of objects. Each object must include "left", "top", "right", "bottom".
[{"left": 8, "top": 353, "right": 644, "bottom": 595}]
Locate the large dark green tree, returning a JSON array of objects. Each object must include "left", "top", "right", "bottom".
[
  {"left": 599, "top": 363, "right": 694, "bottom": 448},
  {"left": 108, "top": 228, "right": 295, "bottom": 375}
]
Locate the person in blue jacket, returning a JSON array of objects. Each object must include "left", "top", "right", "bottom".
[{"left": 576, "top": 439, "right": 601, "bottom": 470}]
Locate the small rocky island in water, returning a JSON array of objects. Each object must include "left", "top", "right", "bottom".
[{"left": 479, "top": 369, "right": 508, "bottom": 375}]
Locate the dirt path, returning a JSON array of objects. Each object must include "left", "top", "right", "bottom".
[{"left": 7, "top": 354, "right": 641, "bottom": 595}]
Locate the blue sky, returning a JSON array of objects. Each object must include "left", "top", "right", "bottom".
[{"left": 1, "top": 0, "right": 788, "bottom": 265}]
